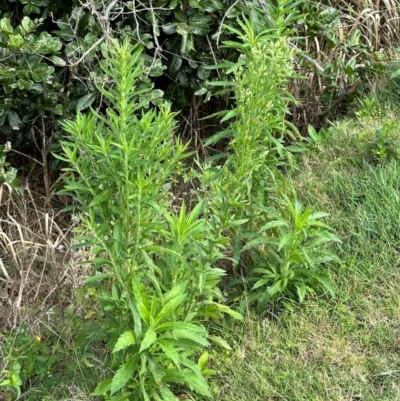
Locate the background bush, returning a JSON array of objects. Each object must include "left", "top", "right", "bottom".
[{"left": 1, "top": 0, "right": 399, "bottom": 162}]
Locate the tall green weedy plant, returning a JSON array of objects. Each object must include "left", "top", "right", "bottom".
[
  {"left": 203, "top": 18, "right": 301, "bottom": 264},
  {"left": 57, "top": 39, "right": 240, "bottom": 401},
  {"left": 228, "top": 36, "right": 298, "bottom": 198},
  {"left": 202, "top": 18, "right": 340, "bottom": 310},
  {"left": 242, "top": 194, "right": 339, "bottom": 311}
]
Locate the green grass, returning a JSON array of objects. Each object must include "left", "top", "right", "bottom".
[
  {"left": 210, "top": 108, "right": 400, "bottom": 400},
  {"left": 0, "top": 305, "right": 104, "bottom": 401}
]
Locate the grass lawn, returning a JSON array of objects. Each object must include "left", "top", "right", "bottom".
[{"left": 210, "top": 105, "right": 400, "bottom": 400}]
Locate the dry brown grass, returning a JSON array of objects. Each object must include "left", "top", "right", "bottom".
[
  {"left": 290, "top": 0, "right": 400, "bottom": 131},
  {"left": 0, "top": 180, "right": 88, "bottom": 332}
]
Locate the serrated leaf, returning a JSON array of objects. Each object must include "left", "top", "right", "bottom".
[
  {"left": 181, "top": 370, "right": 211, "bottom": 396},
  {"left": 91, "top": 379, "right": 112, "bottom": 396},
  {"left": 156, "top": 321, "right": 204, "bottom": 333},
  {"left": 282, "top": 299, "right": 295, "bottom": 311},
  {"left": 111, "top": 355, "right": 139, "bottom": 394},
  {"left": 163, "top": 283, "right": 187, "bottom": 304},
  {"left": 128, "top": 299, "right": 142, "bottom": 338},
  {"left": 242, "top": 236, "right": 277, "bottom": 252},
  {"left": 113, "top": 331, "right": 136, "bottom": 353},
  {"left": 163, "top": 328, "right": 209, "bottom": 347},
  {"left": 296, "top": 282, "right": 307, "bottom": 302},
  {"left": 148, "top": 356, "right": 164, "bottom": 385},
  {"left": 308, "top": 211, "right": 329, "bottom": 220},
  {"left": 163, "top": 369, "right": 211, "bottom": 396},
  {"left": 155, "top": 293, "right": 187, "bottom": 325},
  {"left": 313, "top": 272, "right": 336, "bottom": 297},
  {"left": 159, "top": 385, "right": 179, "bottom": 400},
  {"left": 139, "top": 328, "right": 157, "bottom": 353},
  {"left": 131, "top": 278, "right": 150, "bottom": 325},
  {"left": 158, "top": 340, "right": 181, "bottom": 366}
]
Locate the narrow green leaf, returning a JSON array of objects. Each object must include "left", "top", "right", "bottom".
[
  {"left": 194, "top": 87, "right": 207, "bottom": 96},
  {"left": 267, "top": 280, "right": 284, "bottom": 297},
  {"left": 89, "top": 187, "right": 114, "bottom": 207},
  {"left": 259, "top": 219, "right": 288, "bottom": 232},
  {"left": 313, "top": 272, "right": 336, "bottom": 297},
  {"left": 198, "top": 351, "right": 209, "bottom": 370},
  {"left": 220, "top": 108, "right": 237, "bottom": 122},
  {"left": 230, "top": 218, "right": 249, "bottom": 226},
  {"left": 390, "top": 69, "right": 400, "bottom": 79},
  {"left": 252, "top": 278, "right": 271, "bottom": 290},
  {"left": 242, "top": 236, "right": 277, "bottom": 251},
  {"left": 278, "top": 233, "right": 291, "bottom": 251},
  {"left": 85, "top": 273, "right": 114, "bottom": 283},
  {"left": 215, "top": 304, "right": 243, "bottom": 320},
  {"left": 208, "top": 335, "right": 231, "bottom": 350}
]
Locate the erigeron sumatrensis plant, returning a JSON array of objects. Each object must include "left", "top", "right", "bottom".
[
  {"left": 57, "top": 39, "right": 241, "bottom": 401},
  {"left": 202, "top": 19, "right": 339, "bottom": 310},
  {"left": 232, "top": 36, "right": 339, "bottom": 310}
]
